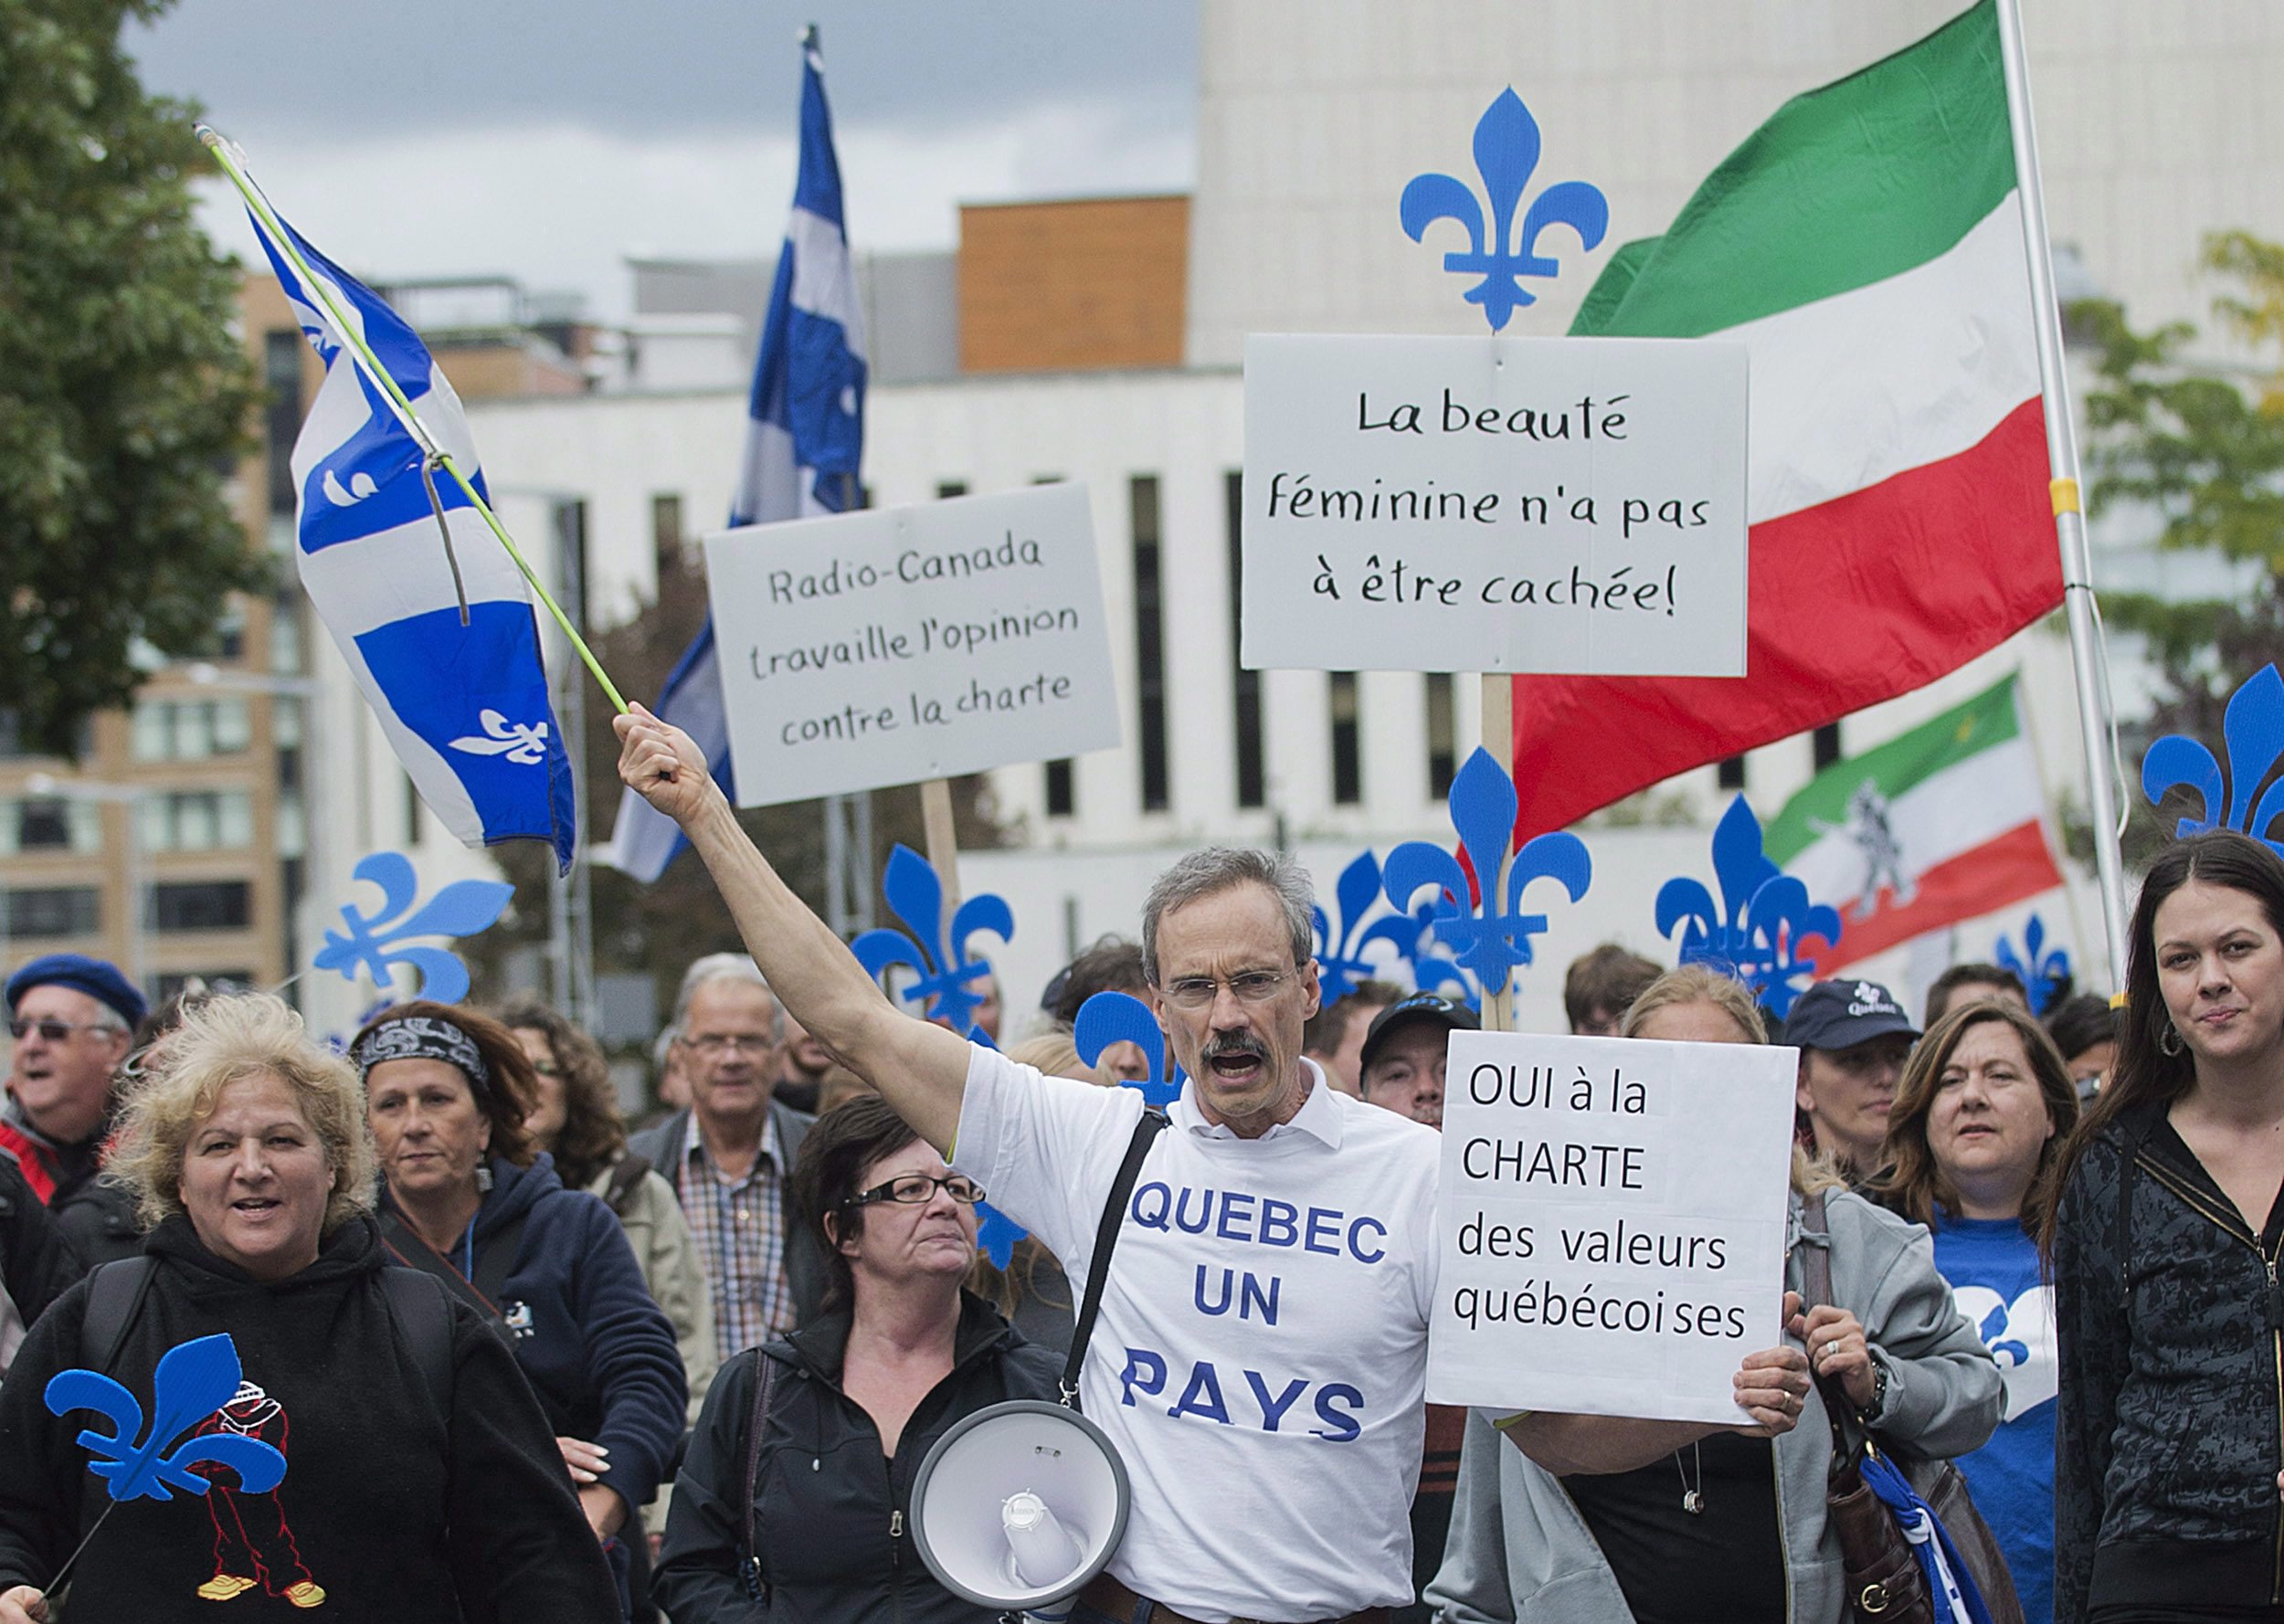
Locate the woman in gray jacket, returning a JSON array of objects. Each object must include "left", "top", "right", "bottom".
[{"left": 1428, "top": 966, "right": 2002, "bottom": 1624}]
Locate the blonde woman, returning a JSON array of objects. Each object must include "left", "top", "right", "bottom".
[
  {"left": 1431, "top": 965, "right": 2000, "bottom": 1624},
  {"left": 0, "top": 993, "right": 614, "bottom": 1623}
]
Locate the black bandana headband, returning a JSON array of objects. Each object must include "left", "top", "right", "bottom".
[{"left": 353, "top": 1015, "right": 490, "bottom": 1096}]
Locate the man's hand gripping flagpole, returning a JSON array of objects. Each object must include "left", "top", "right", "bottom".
[{"left": 196, "top": 123, "right": 629, "bottom": 716}]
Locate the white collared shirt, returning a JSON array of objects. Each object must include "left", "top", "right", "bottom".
[{"left": 953, "top": 1048, "right": 1442, "bottom": 1624}]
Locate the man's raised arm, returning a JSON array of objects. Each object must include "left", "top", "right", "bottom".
[{"left": 615, "top": 705, "right": 973, "bottom": 1152}]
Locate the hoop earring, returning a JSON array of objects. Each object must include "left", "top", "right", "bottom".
[{"left": 2157, "top": 1023, "right": 2184, "bottom": 1059}]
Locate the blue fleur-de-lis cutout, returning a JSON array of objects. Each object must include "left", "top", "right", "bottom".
[
  {"left": 44, "top": 1334, "right": 287, "bottom": 1503},
  {"left": 851, "top": 845, "right": 1012, "bottom": 1035},
  {"left": 1311, "top": 850, "right": 1422, "bottom": 1006},
  {"left": 313, "top": 850, "right": 513, "bottom": 1006},
  {"left": 1381, "top": 748, "right": 1591, "bottom": 997},
  {"left": 1400, "top": 89, "right": 1610, "bottom": 332},
  {"left": 1074, "top": 990, "right": 1183, "bottom": 1112},
  {"left": 2141, "top": 663, "right": 2284, "bottom": 859},
  {"left": 1993, "top": 912, "right": 2072, "bottom": 1016},
  {"left": 1655, "top": 796, "right": 1844, "bottom": 1019}
]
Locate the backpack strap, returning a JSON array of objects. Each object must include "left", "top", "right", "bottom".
[
  {"left": 603, "top": 1154, "right": 653, "bottom": 1218},
  {"left": 1062, "top": 1108, "right": 1170, "bottom": 1408},
  {"left": 379, "top": 1267, "right": 457, "bottom": 1415},
  {"left": 738, "top": 1351, "right": 783, "bottom": 1603},
  {"left": 79, "top": 1254, "right": 156, "bottom": 1373},
  {"left": 1799, "top": 1189, "right": 1854, "bottom": 1461},
  {"left": 2112, "top": 1107, "right": 2158, "bottom": 1317}
]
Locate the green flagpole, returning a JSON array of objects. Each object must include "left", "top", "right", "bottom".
[{"left": 196, "top": 123, "right": 629, "bottom": 715}]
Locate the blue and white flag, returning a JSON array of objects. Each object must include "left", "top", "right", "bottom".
[
  {"left": 246, "top": 206, "right": 576, "bottom": 872},
  {"left": 604, "top": 29, "right": 868, "bottom": 881}
]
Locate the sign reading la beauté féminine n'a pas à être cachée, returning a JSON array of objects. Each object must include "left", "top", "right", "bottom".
[
  {"left": 704, "top": 482, "right": 1121, "bottom": 806},
  {"left": 1431, "top": 1029, "right": 1797, "bottom": 1425},
  {"left": 1242, "top": 333, "right": 1748, "bottom": 676}
]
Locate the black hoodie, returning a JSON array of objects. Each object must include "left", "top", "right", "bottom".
[{"left": 0, "top": 1213, "right": 619, "bottom": 1621}]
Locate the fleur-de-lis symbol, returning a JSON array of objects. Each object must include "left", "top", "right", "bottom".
[
  {"left": 1074, "top": 990, "right": 1183, "bottom": 1112},
  {"left": 1655, "top": 796, "right": 1844, "bottom": 1019},
  {"left": 44, "top": 1334, "right": 287, "bottom": 1503},
  {"left": 448, "top": 708, "right": 552, "bottom": 765},
  {"left": 2141, "top": 662, "right": 2284, "bottom": 859},
  {"left": 851, "top": 845, "right": 1012, "bottom": 1036},
  {"left": 1993, "top": 913, "right": 2072, "bottom": 1016},
  {"left": 1381, "top": 748, "right": 1591, "bottom": 996},
  {"left": 313, "top": 850, "right": 514, "bottom": 1006},
  {"left": 1311, "top": 850, "right": 1422, "bottom": 1006},
  {"left": 1400, "top": 89, "right": 1610, "bottom": 332}
]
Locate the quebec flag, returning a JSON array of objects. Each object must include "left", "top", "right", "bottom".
[
  {"left": 246, "top": 206, "right": 577, "bottom": 873},
  {"left": 604, "top": 28, "right": 867, "bottom": 881}
]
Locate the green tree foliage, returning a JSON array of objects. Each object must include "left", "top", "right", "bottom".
[
  {"left": 2074, "top": 230, "right": 2284, "bottom": 854},
  {"left": 0, "top": 0, "right": 261, "bottom": 757}
]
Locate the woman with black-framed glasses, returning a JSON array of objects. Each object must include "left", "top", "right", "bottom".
[{"left": 654, "top": 1093, "right": 1062, "bottom": 1624}]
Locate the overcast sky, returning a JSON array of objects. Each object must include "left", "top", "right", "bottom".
[{"left": 126, "top": 2, "right": 1198, "bottom": 319}]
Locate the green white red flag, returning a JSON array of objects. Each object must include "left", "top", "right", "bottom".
[
  {"left": 1508, "top": 0, "right": 2063, "bottom": 835},
  {"left": 1762, "top": 673, "right": 2063, "bottom": 972}
]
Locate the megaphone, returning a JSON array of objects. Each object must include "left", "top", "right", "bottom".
[{"left": 908, "top": 1399, "right": 1131, "bottom": 1614}]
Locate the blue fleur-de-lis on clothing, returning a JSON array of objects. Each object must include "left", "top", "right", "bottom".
[
  {"left": 313, "top": 850, "right": 513, "bottom": 1007},
  {"left": 850, "top": 845, "right": 1013, "bottom": 1036},
  {"left": 1311, "top": 851, "right": 1422, "bottom": 1007},
  {"left": 1400, "top": 89, "right": 1610, "bottom": 332},
  {"left": 2141, "top": 662, "right": 2284, "bottom": 859},
  {"left": 45, "top": 1334, "right": 287, "bottom": 1503},
  {"left": 1655, "top": 796, "right": 1844, "bottom": 1020},
  {"left": 1074, "top": 991, "right": 1184, "bottom": 1113},
  {"left": 1382, "top": 748, "right": 1591, "bottom": 997},
  {"left": 1993, "top": 913, "right": 2072, "bottom": 1016}
]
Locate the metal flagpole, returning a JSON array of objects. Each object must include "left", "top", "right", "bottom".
[{"left": 1992, "top": 0, "right": 2131, "bottom": 995}]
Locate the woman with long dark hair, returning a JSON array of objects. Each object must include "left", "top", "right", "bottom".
[{"left": 2046, "top": 830, "right": 2284, "bottom": 1622}]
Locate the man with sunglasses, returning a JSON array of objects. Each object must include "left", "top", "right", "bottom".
[
  {"left": 4, "top": 954, "right": 147, "bottom": 1278},
  {"left": 618, "top": 708, "right": 1447, "bottom": 1624}
]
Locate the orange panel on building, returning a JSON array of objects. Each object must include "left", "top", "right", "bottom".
[{"left": 958, "top": 195, "right": 1189, "bottom": 373}]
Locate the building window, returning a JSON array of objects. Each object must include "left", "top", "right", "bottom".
[
  {"left": 132, "top": 698, "right": 251, "bottom": 762},
  {"left": 1, "top": 797, "right": 100, "bottom": 856},
  {"left": 264, "top": 330, "right": 303, "bottom": 519},
  {"left": 554, "top": 499, "right": 590, "bottom": 637},
  {"left": 405, "top": 773, "right": 423, "bottom": 847},
  {"left": 152, "top": 881, "right": 251, "bottom": 933},
  {"left": 1717, "top": 754, "right": 1747, "bottom": 790},
  {"left": 1425, "top": 675, "right": 1457, "bottom": 800},
  {"left": 214, "top": 601, "right": 246, "bottom": 661},
  {"left": 650, "top": 493, "right": 683, "bottom": 580},
  {"left": 1225, "top": 472, "right": 1264, "bottom": 810},
  {"left": 0, "top": 712, "right": 90, "bottom": 761},
  {"left": 139, "top": 791, "right": 255, "bottom": 853},
  {"left": 1131, "top": 475, "right": 1168, "bottom": 813},
  {"left": 1329, "top": 672, "right": 1362, "bottom": 806},
  {"left": 1813, "top": 722, "right": 1843, "bottom": 771},
  {"left": 936, "top": 480, "right": 968, "bottom": 500},
  {"left": 4, "top": 887, "right": 100, "bottom": 939},
  {"left": 1044, "top": 758, "right": 1075, "bottom": 817}
]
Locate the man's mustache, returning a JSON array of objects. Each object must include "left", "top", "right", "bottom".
[{"left": 1202, "top": 1033, "right": 1268, "bottom": 1063}]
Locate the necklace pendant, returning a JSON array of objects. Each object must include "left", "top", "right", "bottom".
[{"left": 1681, "top": 1489, "right": 1705, "bottom": 1515}]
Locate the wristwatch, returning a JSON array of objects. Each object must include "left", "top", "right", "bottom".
[{"left": 1854, "top": 1356, "right": 1890, "bottom": 1426}]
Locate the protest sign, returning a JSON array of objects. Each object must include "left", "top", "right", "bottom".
[
  {"left": 703, "top": 482, "right": 1121, "bottom": 806},
  {"left": 1241, "top": 333, "right": 1748, "bottom": 676},
  {"left": 1428, "top": 1029, "right": 1797, "bottom": 1424}
]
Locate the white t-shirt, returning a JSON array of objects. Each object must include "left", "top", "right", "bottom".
[{"left": 953, "top": 1046, "right": 1442, "bottom": 1623}]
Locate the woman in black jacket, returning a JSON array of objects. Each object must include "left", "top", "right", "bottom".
[
  {"left": 655, "top": 1094, "right": 1061, "bottom": 1622},
  {"left": 0, "top": 992, "right": 616, "bottom": 1622},
  {"left": 2048, "top": 830, "right": 2284, "bottom": 1621}
]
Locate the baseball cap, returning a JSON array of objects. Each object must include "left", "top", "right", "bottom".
[
  {"left": 1781, "top": 978, "right": 1919, "bottom": 1051},
  {"left": 1358, "top": 992, "right": 1480, "bottom": 1072}
]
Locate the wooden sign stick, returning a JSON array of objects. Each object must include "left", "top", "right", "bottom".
[
  {"left": 920, "top": 776, "right": 961, "bottom": 909},
  {"left": 1479, "top": 671, "right": 1517, "bottom": 1036}
]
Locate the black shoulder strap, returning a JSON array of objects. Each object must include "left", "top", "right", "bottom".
[
  {"left": 379, "top": 1208, "right": 513, "bottom": 1335},
  {"left": 739, "top": 1352, "right": 783, "bottom": 1602},
  {"left": 79, "top": 1254, "right": 156, "bottom": 1373},
  {"left": 379, "top": 1268, "right": 457, "bottom": 1413},
  {"left": 2113, "top": 1108, "right": 2158, "bottom": 1316},
  {"left": 1799, "top": 1189, "right": 1856, "bottom": 1461},
  {"left": 603, "top": 1154, "right": 653, "bottom": 1217},
  {"left": 1061, "top": 1108, "right": 1170, "bottom": 1408}
]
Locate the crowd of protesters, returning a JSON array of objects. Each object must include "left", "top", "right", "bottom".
[{"left": 0, "top": 792, "right": 2274, "bottom": 1622}]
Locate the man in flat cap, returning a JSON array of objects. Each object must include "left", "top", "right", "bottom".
[{"left": 3, "top": 954, "right": 148, "bottom": 1270}]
